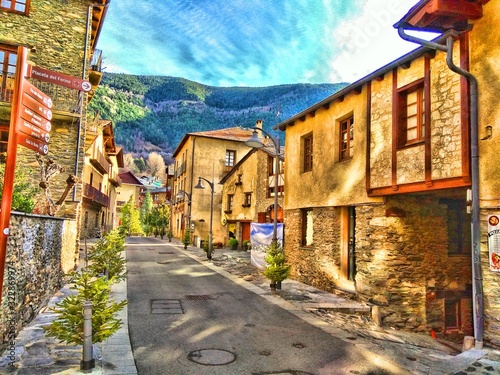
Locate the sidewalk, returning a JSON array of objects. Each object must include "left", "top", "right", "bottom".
[{"left": 1, "top": 237, "right": 499, "bottom": 375}]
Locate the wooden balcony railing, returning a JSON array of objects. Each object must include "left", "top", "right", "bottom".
[
  {"left": 89, "top": 149, "right": 110, "bottom": 174},
  {"left": 109, "top": 170, "right": 122, "bottom": 187},
  {"left": 83, "top": 183, "right": 109, "bottom": 207}
]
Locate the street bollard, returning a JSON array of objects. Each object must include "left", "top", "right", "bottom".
[{"left": 81, "top": 300, "right": 95, "bottom": 370}]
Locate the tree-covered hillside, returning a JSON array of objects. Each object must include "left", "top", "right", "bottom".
[{"left": 88, "top": 73, "right": 347, "bottom": 158}]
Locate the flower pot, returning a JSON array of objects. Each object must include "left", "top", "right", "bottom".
[
  {"left": 276, "top": 281, "right": 282, "bottom": 290},
  {"left": 270, "top": 282, "right": 277, "bottom": 291}
]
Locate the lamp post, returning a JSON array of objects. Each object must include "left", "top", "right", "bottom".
[
  {"left": 245, "top": 123, "right": 281, "bottom": 244},
  {"left": 194, "top": 176, "right": 214, "bottom": 260}
]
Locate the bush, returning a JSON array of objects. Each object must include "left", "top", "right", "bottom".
[
  {"left": 182, "top": 229, "right": 191, "bottom": 249},
  {"left": 242, "top": 240, "right": 250, "bottom": 250},
  {"left": 228, "top": 238, "right": 238, "bottom": 250}
]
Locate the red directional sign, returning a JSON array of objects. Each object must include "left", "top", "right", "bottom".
[
  {"left": 28, "top": 64, "right": 92, "bottom": 92},
  {"left": 24, "top": 80, "right": 53, "bottom": 109},
  {"left": 22, "top": 92, "right": 52, "bottom": 121},
  {"left": 19, "top": 104, "right": 51, "bottom": 132},
  {"left": 17, "top": 132, "right": 49, "bottom": 155},
  {"left": 18, "top": 118, "right": 50, "bottom": 143}
]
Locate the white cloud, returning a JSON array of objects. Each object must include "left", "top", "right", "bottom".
[{"left": 328, "top": 0, "right": 420, "bottom": 83}]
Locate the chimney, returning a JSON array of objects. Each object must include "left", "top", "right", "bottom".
[{"left": 255, "top": 119, "right": 263, "bottom": 137}]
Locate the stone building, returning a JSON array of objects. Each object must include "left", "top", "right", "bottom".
[
  {"left": 219, "top": 141, "right": 284, "bottom": 249},
  {"left": 81, "top": 118, "right": 123, "bottom": 237},
  {"left": 0, "top": 0, "right": 109, "bottom": 350},
  {"left": 276, "top": 0, "right": 500, "bottom": 347},
  {"left": 171, "top": 127, "right": 255, "bottom": 247}
]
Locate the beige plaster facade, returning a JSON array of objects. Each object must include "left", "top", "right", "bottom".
[
  {"left": 220, "top": 145, "right": 284, "bottom": 248},
  {"left": 171, "top": 127, "right": 255, "bottom": 247}
]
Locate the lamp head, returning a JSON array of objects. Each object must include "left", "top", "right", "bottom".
[
  {"left": 194, "top": 178, "right": 206, "bottom": 189},
  {"left": 244, "top": 130, "right": 264, "bottom": 149}
]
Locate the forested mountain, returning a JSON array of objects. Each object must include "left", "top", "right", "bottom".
[{"left": 88, "top": 73, "right": 348, "bottom": 159}]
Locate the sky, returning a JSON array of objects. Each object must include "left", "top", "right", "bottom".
[{"left": 97, "top": 0, "right": 426, "bottom": 87}]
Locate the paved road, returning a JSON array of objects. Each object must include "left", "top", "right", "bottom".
[{"left": 126, "top": 237, "right": 408, "bottom": 375}]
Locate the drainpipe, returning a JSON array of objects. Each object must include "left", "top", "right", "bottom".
[{"left": 398, "top": 27, "right": 483, "bottom": 349}]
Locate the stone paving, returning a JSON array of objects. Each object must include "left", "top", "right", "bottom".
[{"left": 0, "top": 238, "right": 499, "bottom": 375}]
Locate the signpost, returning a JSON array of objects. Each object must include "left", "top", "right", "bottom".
[{"left": 0, "top": 48, "right": 92, "bottom": 303}]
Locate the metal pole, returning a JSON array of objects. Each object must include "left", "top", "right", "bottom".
[
  {"left": 272, "top": 138, "right": 280, "bottom": 244},
  {"left": 81, "top": 301, "right": 95, "bottom": 370},
  {"left": 208, "top": 184, "right": 213, "bottom": 260}
]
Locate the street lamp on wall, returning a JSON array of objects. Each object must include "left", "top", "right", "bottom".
[
  {"left": 194, "top": 176, "right": 214, "bottom": 260},
  {"left": 245, "top": 123, "right": 281, "bottom": 244}
]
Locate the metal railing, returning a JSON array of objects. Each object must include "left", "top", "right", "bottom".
[{"left": 83, "top": 183, "right": 110, "bottom": 207}]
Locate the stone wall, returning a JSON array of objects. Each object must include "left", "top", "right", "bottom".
[
  {"left": 284, "top": 194, "right": 472, "bottom": 335},
  {"left": 0, "top": 213, "right": 78, "bottom": 352}
]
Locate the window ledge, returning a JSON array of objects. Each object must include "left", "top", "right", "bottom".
[
  {"left": 235, "top": 182, "right": 242, "bottom": 186},
  {"left": 242, "top": 204, "right": 251, "bottom": 208},
  {"left": 299, "top": 245, "right": 314, "bottom": 250},
  {"left": 224, "top": 210, "right": 232, "bottom": 214}
]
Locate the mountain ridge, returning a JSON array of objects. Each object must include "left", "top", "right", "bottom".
[{"left": 88, "top": 73, "right": 348, "bottom": 158}]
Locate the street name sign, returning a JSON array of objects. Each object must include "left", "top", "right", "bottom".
[
  {"left": 22, "top": 92, "right": 52, "bottom": 121},
  {"left": 24, "top": 80, "right": 53, "bottom": 109},
  {"left": 18, "top": 118, "right": 50, "bottom": 143},
  {"left": 17, "top": 131, "right": 49, "bottom": 155},
  {"left": 19, "top": 105, "right": 52, "bottom": 132},
  {"left": 29, "top": 65, "right": 92, "bottom": 92}
]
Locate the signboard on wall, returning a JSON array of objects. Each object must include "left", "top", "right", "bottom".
[
  {"left": 249, "top": 223, "right": 284, "bottom": 270},
  {"left": 487, "top": 214, "right": 500, "bottom": 272}
]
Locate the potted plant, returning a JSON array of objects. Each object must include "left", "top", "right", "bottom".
[
  {"left": 182, "top": 229, "right": 191, "bottom": 249},
  {"left": 228, "top": 237, "right": 238, "bottom": 250},
  {"left": 263, "top": 241, "right": 290, "bottom": 290}
]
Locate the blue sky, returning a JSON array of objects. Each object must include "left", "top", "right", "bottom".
[{"left": 97, "top": 0, "right": 423, "bottom": 87}]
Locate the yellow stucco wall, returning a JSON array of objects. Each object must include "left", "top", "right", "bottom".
[{"left": 284, "top": 86, "right": 382, "bottom": 210}]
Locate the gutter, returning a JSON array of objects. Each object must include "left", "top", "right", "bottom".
[{"left": 397, "top": 26, "right": 483, "bottom": 349}]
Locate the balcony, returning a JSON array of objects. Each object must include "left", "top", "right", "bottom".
[
  {"left": 175, "top": 162, "right": 186, "bottom": 179},
  {"left": 83, "top": 183, "right": 109, "bottom": 207},
  {"left": 109, "top": 170, "right": 122, "bottom": 187},
  {"left": 89, "top": 149, "right": 110, "bottom": 174}
]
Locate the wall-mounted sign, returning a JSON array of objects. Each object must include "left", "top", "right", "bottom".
[
  {"left": 28, "top": 64, "right": 92, "bottom": 92},
  {"left": 487, "top": 214, "right": 500, "bottom": 272}
]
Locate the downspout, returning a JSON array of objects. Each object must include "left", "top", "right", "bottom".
[
  {"left": 398, "top": 27, "right": 483, "bottom": 349},
  {"left": 188, "top": 136, "right": 197, "bottom": 232},
  {"left": 73, "top": 4, "right": 93, "bottom": 201}
]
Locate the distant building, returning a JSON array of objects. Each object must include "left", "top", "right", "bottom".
[
  {"left": 171, "top": 126, "right": 256, "bottom": 246},
  {"left": 219, "top": 144, "right": 284, "bottom": 248}
]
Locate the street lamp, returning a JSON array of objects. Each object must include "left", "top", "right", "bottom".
[
  {"left": 245, "top": 122, "right": 281, "bottom": 244},
  {"left": 194, "top": 176, "right": 214, "bottom": 260}
]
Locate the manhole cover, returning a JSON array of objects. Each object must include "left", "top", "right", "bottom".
[
  {"left": 187, "top": 349, "right": 236, "bottom": 366},
  {"left": 292, "top": 343, "right": 305, "bottom": 349}
]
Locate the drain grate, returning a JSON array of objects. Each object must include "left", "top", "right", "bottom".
[
  {"left": 158, "top": 251, "right": 175, "bottom": 254},
  {"left": 157, "top": 261, "right": 170, "bottom": 265},
  {"left": 187, "top": 349, "right": 236, "bottom": 366},
  {"left": 185, "top": 294, "right": 216, "bottom": 301},
  {"left": 151, "top": 299, "right": 183, "bottom": 314}
]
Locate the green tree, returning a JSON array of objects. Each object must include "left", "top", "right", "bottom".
[
  {"left": 140, "top": 191, "right": 153, "bottom": 234},
  {"left": 88, "top": 229, "right": 127, "bottom": 282},
  {"left": 119, "top": 197, "right": 143, "bottom": 236},
  {"left": 263, "top": 241, "right": 290, "bottom": 285},
  {"left": 43, "top": 270, "right": 127, "bottom": 345},
  {"left": 0, "top": 163, "right": 39, "bottom": 213}
]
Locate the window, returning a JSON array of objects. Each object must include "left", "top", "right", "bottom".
[
  {"left": 225, "top": 150, "right": 236, "bottom": 167},
  {"left": 302, "top": 134, "right": 313, "bottom": 173},
  {"left": 398, "top": 80, "right": 425, "bottom": 147},
  {"left": 445, "top": 299, "right": 461, "bottom": 330},
  {"left": 441, "top": 199, "right": 471, "bottom": 255},
  {"left": 0, "top": 46, "right": 17, "bottom": 102},
  {"left": 1, "top": 0, "right": 29, "bottom": 14},
  {"left": 243, "top": 192, "right": 251, "bottom": 207},
  {"left": 226, "top": 194, "right": 234, "bottom": 212},
  {"left": 339, "top": 116, "right": 354, "bottom": 161},
  {"left": 301, "top": 208, "right": 313, "bottom": 246}
]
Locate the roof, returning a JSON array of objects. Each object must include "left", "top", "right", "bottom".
[
  {"left": 395, "top": 0, "right": 488, "bottom": 33},
  {"left": 219, "top": 144, "right": 284, "bottom": 184},
  {"left": 91, "top": 0, "right": 111, "bottom": 51},
  {"left": 172, "top": 127, "right": 254, "bottom": 157},
  {"left": 141, "top": 187, "right": 167, "bottom": 195},
  {"left": 118, "top": 171, "right": 144, "bottom": 186},
  {"left": 274, "top": 34, "right": 448, "bottom": 131}
]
